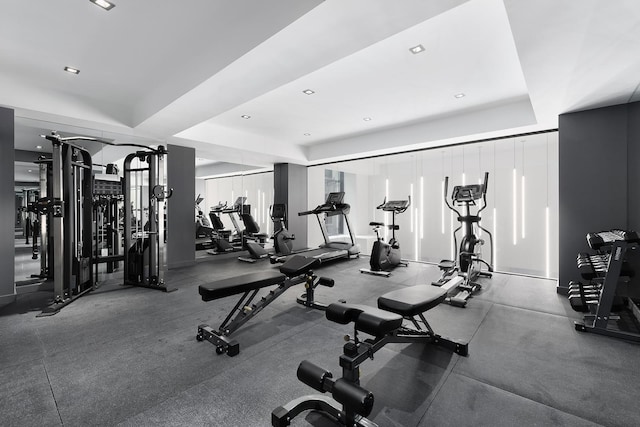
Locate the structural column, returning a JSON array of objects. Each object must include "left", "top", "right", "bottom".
[
  {"left": 274, "top": 163, "right": 308, "bottom": 250},
  {"left": 167, "top": 144, "right": 195, "bottom": 269},
  {"left": 0, "top": 107, "right": 15, "bottom": 305},
  {"left": 558, "top": 104, "right": 628, "bottom": 292}
]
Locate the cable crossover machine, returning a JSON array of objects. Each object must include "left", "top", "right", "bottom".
[{"left": 34, "top": 132, "right": 173, "bottom": 316}]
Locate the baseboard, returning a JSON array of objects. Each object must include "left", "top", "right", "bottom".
[
  {"left": 16, "top": 281, "right": 52, "bottom": 294},
  {"left": 167, "top": 260, "right": 196, "bottom": 270},
  {"left": 0, "top": 293, "right": 17, "bottom": 307}
]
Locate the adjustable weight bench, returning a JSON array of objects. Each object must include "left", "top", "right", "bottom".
[
  {"left": 273, "top": 284, "right": 468, "bottom": 427},
  {"left": 197, "top": 255, "right": 333, "bottom": 356}
]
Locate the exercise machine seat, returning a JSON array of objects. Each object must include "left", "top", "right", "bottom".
[
  {"left": 326, "top": 303, "right": 403, "bottom": 337},
  {"left": 199, "top": 271, "right": 285, "bottom": 301},
  {"left": 209, "top": 213, "right": 227, "bottom": 231},
  {"left": 378, "top": 285, "right": 447, "bottom": 316},
  {"left": 241, "top": 213, "right": 269, "bottom": 238}
]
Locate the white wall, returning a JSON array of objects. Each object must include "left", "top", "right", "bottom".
[
  {"left": 204, "top": 172, "right": 274, "bottom": 236},
  {"left": 308, "top": 132, "right": 559, "bottom": 278}
]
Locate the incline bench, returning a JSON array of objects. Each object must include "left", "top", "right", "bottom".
[
  {"left": 197, "top": 255, "right": 334, "bottom": 356},
  {"left": 272, "top": 284, "right": 468, "bottom": 427}
]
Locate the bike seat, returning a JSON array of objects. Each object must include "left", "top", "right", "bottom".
[{"left": 369, "top": 222, "right": 384, "bottom": 227}]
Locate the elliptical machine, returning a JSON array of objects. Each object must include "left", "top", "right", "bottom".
[
  {"left": 432, "top": 172, "right": 493, "bottom": 307},
  {"left": 360, "top": 197, "right": 411, "bottom": 277}
]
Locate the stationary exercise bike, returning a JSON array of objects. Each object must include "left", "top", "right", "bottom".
[
  {"left": 360, "top": 197, "right": 410, "bottom": 277},
  {"left": 432, "top": 172, "right": 493, "bottom": 307}
]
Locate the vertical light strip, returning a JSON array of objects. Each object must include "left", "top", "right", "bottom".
[
  {"left": 521, "top": 176, "right": 525, "bottom": 239},
  {"left": 414, "top": 207, "right": 419, "bottom": 261},
  {"left": 441, "top": 180, "right": 445, "bottom": 234},
  {"left": 512, "top": 168, "right": 517, "bottom": 245},
  {"left": 450, "top": 210, "right": 455, "bottom": 260},
  {"left": 268, "top": 189, "right": 273, "bottom": 236},
  {"left": 545, "top": 206, "right": 550, "bottom": 278},
  {"left": 410, "top": 183, "right": 414, "bottom": 232},
  {"left": 420, "top": 176, "right": 424, "bottom": 239},
  {"left": 385, "top": 178, "right": 389, "bottom": 242},
  {"left": 257, "top": 190, "right": 261, "bottom": 224},
  {"left": 231, "top": 190, "right": 234, "bottom": 203},
  {"left": 493, "top": 208, "right": 497, "bottom": 271},
  {"left": 462, "top": 172, "right": 466, "bottom": 186}
]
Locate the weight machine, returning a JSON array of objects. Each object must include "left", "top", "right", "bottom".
[
  {"left": 38, "top": 133, "right": 94, "bottom": 316},
  {"left": 34, "top": 132, "right": 174, "bottom": 316},
  {"left": 123, "top": 147, "right": 174, "bottom": 291}
]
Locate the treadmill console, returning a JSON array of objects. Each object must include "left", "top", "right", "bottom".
[
  {"left": 233, "top": 196, "right": 247, "bottom": 209},
  {"left": 325, "top": 192, "right": 345, "bottom": 205}
]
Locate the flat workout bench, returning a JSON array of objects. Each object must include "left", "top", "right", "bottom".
[
  {"left": 272, "top": 284, "right": 468, "bottom": 427},
  {"left": 197, "top": 255, "right": 333, "bottom": 356}
]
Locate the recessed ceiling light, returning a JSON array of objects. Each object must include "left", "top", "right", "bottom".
[
  {"left": 304, "top": 133, "right": 311, "bottom": 136},
  {"left": 64, "top": 66, "right": 80, "bottom": 75},
  {"left": 454, "top": 93, "right": 466, "bottom": 98},
  {"left": 363, "top": 117, "right": 372, "bottom": 121},
  {"left": 36, "top": 145, "right": 42, "bottom": 149},
  {"left": 241, "top": 115, "right": 251, "bottom": 119},
  {"left": 409, "top": 44, "right": 425, "bottom": 54},
  {"left": 90, "top": 0, "right": 116, "bottom": 11},
  {"left": 28, "top": 170, "right": 32, "bottom": 173},
  {"left": 302, "top": 89, "right": 315, "bottom": 95}
]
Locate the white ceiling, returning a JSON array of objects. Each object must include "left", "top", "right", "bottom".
[{"left": 2, "top": 0, "right": 640, "bottom": 178}]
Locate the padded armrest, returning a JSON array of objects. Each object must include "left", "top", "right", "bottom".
[
  {"left": 326, "top": 303, "right": 364, "bottom": 324},
  {"left": 199, "top": 271, "right": 285, "bottom": 301},
  {"left": 326, "top": 303, "right": 402, "bottom": 337}
]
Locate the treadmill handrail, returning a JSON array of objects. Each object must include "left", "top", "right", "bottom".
[{"left": 298, "top": 203, "right": 351, "bottom": 216}]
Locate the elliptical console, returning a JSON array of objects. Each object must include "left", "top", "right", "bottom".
[{"left": 360, "top": 197, "right": 411, "bottom": 277}]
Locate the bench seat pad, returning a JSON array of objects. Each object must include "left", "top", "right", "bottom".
[
  {"left": 326, "top": 303, "right": 402, "bottom": 337},
  {"left": 199, "top": 271, "right": 285, "bottom": 301},
  {"left": 378, "top": 285, "right": 447, "bottom": 316},
  {"left": 279, "top": 255, "right": 320, "bottom": 277}
]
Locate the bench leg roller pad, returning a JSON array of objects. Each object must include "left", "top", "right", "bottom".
[{"left": 196, "top": 324, "right": 240, "bottom": 357}]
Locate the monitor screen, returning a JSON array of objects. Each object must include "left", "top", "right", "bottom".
[
  {"left": 271, "top": 203, "right": 286, "bottom": 218},
  {"left": 325, "top": 192, "right": 345, "bottom": 204}
]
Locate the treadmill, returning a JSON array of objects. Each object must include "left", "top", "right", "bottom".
[
  {"left": 222, "top": 197, "right": 248, "bottom": 244},
  {"left": 269, "top": 192, "right": 360, "bottom": 265}
]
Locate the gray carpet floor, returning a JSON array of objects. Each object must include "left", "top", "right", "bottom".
[{"left": 1, "top": 253, "right": 639, "bottom": 426}]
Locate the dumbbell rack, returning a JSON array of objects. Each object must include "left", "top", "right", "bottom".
[{"left": 573, "top": 230, "right": 640, "bottom": 342}]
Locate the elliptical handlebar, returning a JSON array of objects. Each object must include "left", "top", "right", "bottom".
[
  {"left": 443, "top": 176, "right": 462, "bottom": 218},
  {"left": 478, "top": 172, "right": 490, "bottom": 215}
]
